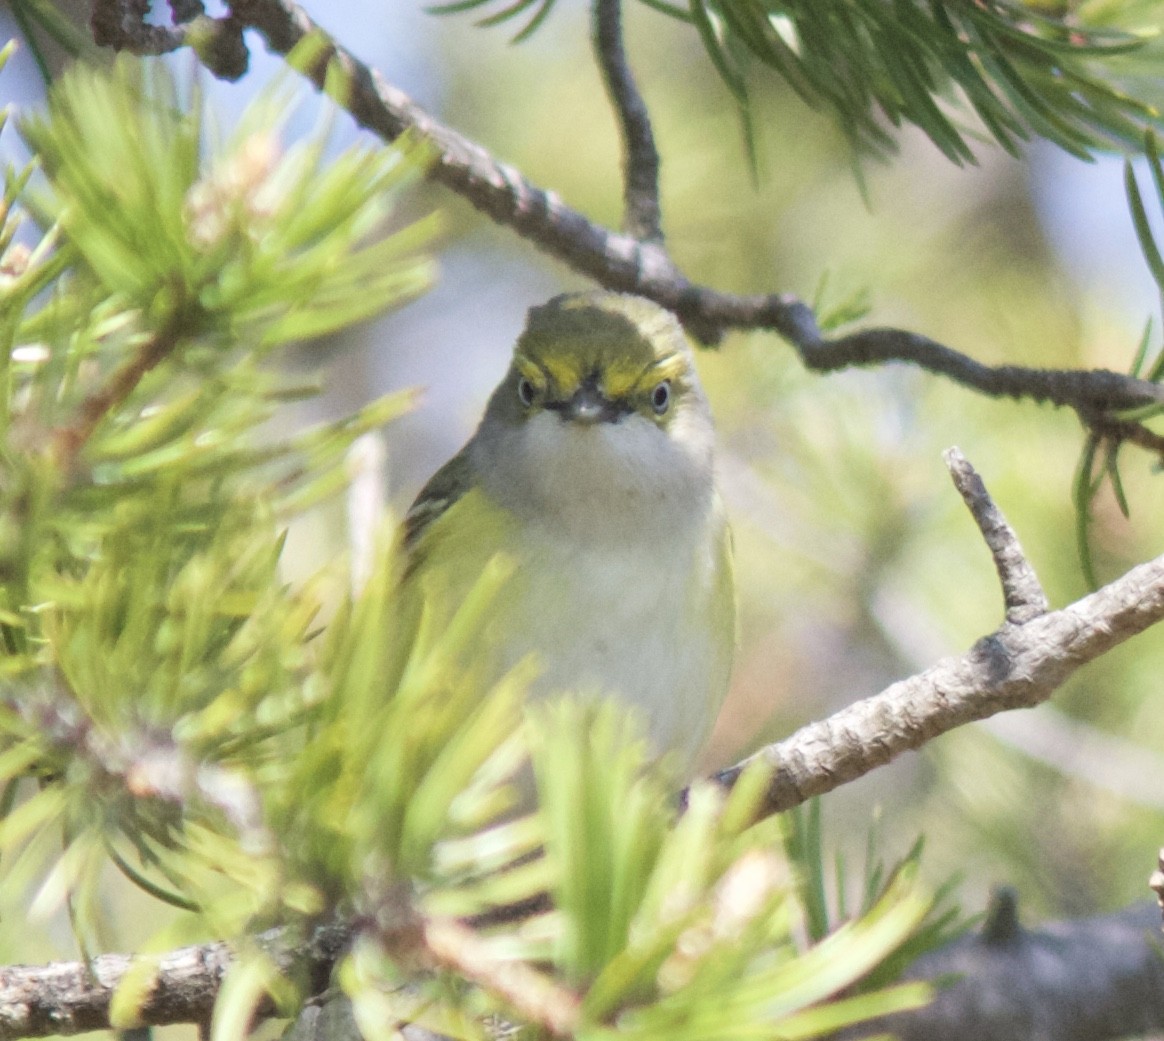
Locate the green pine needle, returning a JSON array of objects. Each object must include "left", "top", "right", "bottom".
[{"left": 434, "top": 0, "right": 1163, "bottom": 162}]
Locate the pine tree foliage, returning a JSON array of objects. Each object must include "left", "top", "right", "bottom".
[
  {"left": 0, "top": 47, "right": 433, "bottom": 949},
  {"left": 0, "top": 50, "right": 961, "bottom": 1041},
  {"left": 434, "top": 0, "right": 1164, "bottom": 161}
]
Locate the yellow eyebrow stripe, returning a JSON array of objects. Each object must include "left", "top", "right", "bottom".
[
  {"left": 600, "top": 354, "right": 683, "bottom": 398},
  {"left": 516, "top": 349, "right": 686, "bottom": 400},
  {"left": 598, "top": 360, "right": 644, "bottom": 399},
  {"left": 539, "top": 354, "right": 583, "bottom": 391},
  {"left": 640, "top": 354, "right": 689, "bottom": 393}
]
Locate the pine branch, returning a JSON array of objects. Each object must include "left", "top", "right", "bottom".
[
  {"left": 4, "top": 448, "right": 1157, "bottom": 1041},
  {"left": 711, "top": 450, "right": 1164, "bottom": 817},
  {"left": 0, "top": 454, "right": 1160, "bottom": 1041},
  {"left": 2, "top": 899, "right": 1159, "bottom": 1040},
  {"left": 0, "top": 923, "right": 348, "bottom": 1040},
  {"left": 7, "top": 685, "right": 270, "bottom": 849},
  {"left": 50, "top": 10, "right": 1164, "bottom": 1041},
  {"left": 87, "top": 0, "right": 1164, "bottom": 461},
  {"left": 591, "top": 0, "right": 663, "bottom": 242},
  {"left": 89, "top": 0, "right": 248, "bottom": 78},
  {"left": 0, "top": 459, "right": 1160, "bottom": 1040}
]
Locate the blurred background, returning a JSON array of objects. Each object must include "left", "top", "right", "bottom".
[{"left": 2, "top": 0, "right": 1164, "bottom": 973}]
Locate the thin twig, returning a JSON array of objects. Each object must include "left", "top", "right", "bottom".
[
  {"left": 422, "top": 920, "right": 580, "bottom": 1038},
  {"left": 753, "top": 308, "right": 1164, "bottom": 412},
  {"left": 51, "top": 305, "right": 186, "bottom": 471},
  {"left": 1079, "top": 409, "right": 1164, "bottom": 458},
  {"left": 591, "top": 0, "right": 663, "bottom": 242},
  {"left": 943, "top": 447, "right": 1048, "bottom": 624},
  {"left": 365, "top": 884, "right": 579, "bottom": 1037}
]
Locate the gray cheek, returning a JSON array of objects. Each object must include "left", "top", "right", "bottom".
[
  {"left": 470, "top": 416, "right": 546, "bottom": 514},
  {"left": 482, "top": 376, "right": 526, "bottom": 428}
]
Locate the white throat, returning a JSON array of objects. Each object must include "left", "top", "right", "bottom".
[{"left": 471, "top": 408, "right": 715, "bottom": 544}]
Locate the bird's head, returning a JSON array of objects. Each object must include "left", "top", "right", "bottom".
[{"left": 473, "top": 292, "right": 716, "bottom": 540}]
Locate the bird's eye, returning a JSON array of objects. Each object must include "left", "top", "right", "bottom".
[
  {"left": 517, "top": 376, "right": 536, "bottom": 408},
  {"left": 651, "top": 380, "right": 672, "bottom": 415}
]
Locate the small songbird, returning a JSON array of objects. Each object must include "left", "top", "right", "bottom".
[{"left": 399, "top": 291, "right": 734, "bottom": 775}]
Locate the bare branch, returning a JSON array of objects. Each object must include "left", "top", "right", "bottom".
[
  {"left": 943, "top": 448, "right": 1048, "bottom": 624},
  {"left": 90, "top": 0, "right": 248, "bottom": 78},
  {"left": 168, "top": 0, "right": 206, "bottom": 22},
  {"left": 1079, "top": 409, "right": 1164, "bottom": 458},
  {"left": 223, "top": 0, "right": 683, "bottom": 285},
  {"left": 591, "top": 0, "right": 663, "bottom": 242},
  {"left": 0, "top": 910, "right": 582, "bottom": 1041},
  {"left": 4, "top": 899, "right": 1162, "bottom": 1041},
  {"left": 0, "top": 924, "right": 348, "bottom": 1040},
  {"left": 90, "top": 4, "right": 187, "bottom": 54},
  {"left": 714, "top": 546, "right": 1164, "bottom": 817},
  {"left": 755, "top": 309, "right": 1164, "bottom": 414},
  {"left": 0, "top": 940, "right": 229, "bottom": 1038}
]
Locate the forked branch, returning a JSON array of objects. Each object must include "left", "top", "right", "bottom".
[{"left": 713, "top": 452, "right": 1164, "bottom": 817}]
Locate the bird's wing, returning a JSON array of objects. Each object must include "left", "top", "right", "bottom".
[{"left": 402, "top": 446, "right": 474, "bottom": 552}]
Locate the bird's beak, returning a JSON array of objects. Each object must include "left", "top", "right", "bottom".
[{"left": 563, "top": 384, "right": 618, "bottom": 425}]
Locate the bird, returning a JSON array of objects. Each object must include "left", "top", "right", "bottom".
[{"left": 397, "top": 291, "right": 734, "bottom": 777}]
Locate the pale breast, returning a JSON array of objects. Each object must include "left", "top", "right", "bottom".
[
  {"left": 499, "top": 515, "right": 729, "bottom": 773},
  {"left": 404, "top": 473, "right": 733, "bottom": 777}
]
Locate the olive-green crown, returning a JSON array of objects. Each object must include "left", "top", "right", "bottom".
[{"left": 515, "top": 292, "right": 690, "bottom": 400}]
